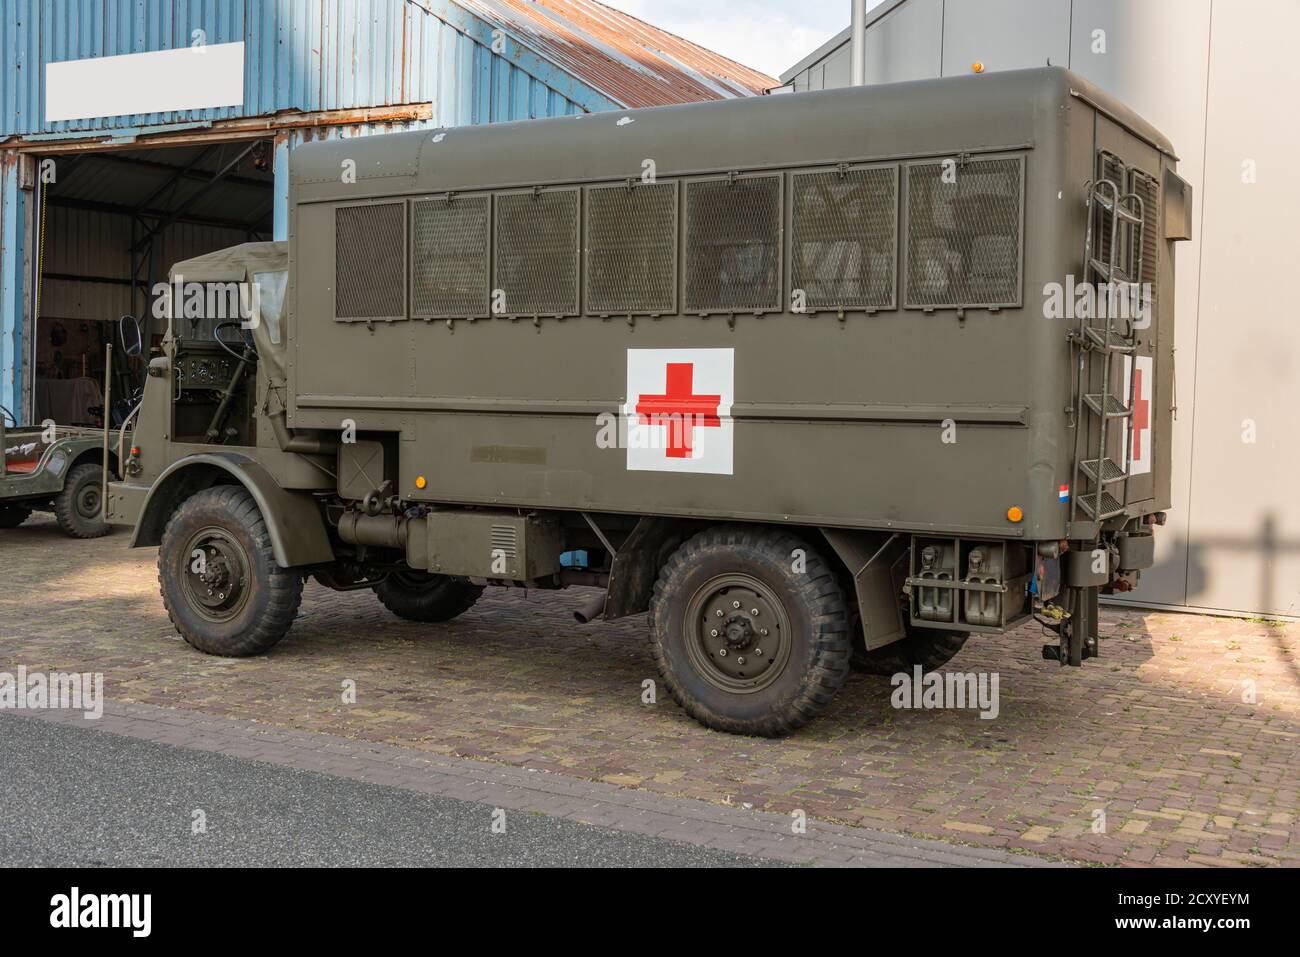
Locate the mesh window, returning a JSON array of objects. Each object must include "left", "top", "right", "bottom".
[
  {"left": 585, "top": 183, "right": 677, "bottom": 315},
  {"left": 684, "top": 176, "right": 782, "bottom": 313},
  {"left": 493, "top": 190, "right": 580, "bottom": 316},
  {"left": 412, "top": 195, "right": 490, "bottom": 318},
  {"left": 1093, "top": 152, "right": 1127, "bottom": 278},
  {"left": 335, "top": 203, "right": 405, "bottom": 320},
  {"left": 1129, "top": 169, "right": 1160, "bottom": 292},
  {"left": 791, "top": 167, "right": 897, "bottom": 310},
  {"left": 906, "top": 158, "right": 1022, "bottom": 308}
]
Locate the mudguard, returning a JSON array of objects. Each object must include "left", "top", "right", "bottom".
[{"left": 129, "top": 452, "right": 334, "bottom": 568}]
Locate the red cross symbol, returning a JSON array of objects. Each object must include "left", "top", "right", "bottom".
[
  {"left": 635, "top": 363, "right": 721, "bottom": 459},
  {"left": 1132, "top": 368, "right": 1150, "bottom": 460}
]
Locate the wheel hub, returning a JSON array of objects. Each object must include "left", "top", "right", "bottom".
[
  {"left": 722, "top": 613, "right": 757, "bottom": 649},
  {"left": 182, "top": 529, "right": 251, "bottom": 622},
  {"left": 685, "top": 576, "right": 790, "bottom": 694},
  {"left": 76, "top": 484, "right": 101, "bottom": 520}
]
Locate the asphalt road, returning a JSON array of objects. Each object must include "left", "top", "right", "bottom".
[{"left": 0, "top": 714, "right": 780, "bottom": 868}]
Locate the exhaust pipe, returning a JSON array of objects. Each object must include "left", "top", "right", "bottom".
[
  {"left": 268, "top": 408, "right": 340, "bottom": 456},
  {"left": 574, "top": 591, "right": 607, "bottom": 625}
]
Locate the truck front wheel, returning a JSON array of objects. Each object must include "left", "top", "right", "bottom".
[
  {"left": 649, "top": 526, "right": 852, "bottom": 737},
  {"left": 158, "top": 486, "right": 303, "bottom": 657},
  {"left": 374, "top": 572, "right": 483, "bottom": 623}
]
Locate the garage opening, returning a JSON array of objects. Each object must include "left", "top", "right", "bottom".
[{"left": 33, "top": 139, "right": 275, "bottom": 428}]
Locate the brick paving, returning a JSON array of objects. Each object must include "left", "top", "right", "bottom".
[{"left": 2, "top": 514, "right": 1297, "bottom": 867}]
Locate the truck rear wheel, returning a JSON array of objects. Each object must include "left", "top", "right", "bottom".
[
  {"left": 0, "top": 505, "right": 32, "bottom": 528},
  {"left": 374, "top": 572, "right": 483, "bottom": 623},
  {"left": 850, "top": 627, "right": 969, "bottom": 676},
  {"left": 158, "top": 486, "right": 302, "bottom": 657},
  {"left": 649, "top": 526, "right": 852, "bottom": 737},
  {"left": 53, "top": 463, "right": 110, "bottom": 539}
]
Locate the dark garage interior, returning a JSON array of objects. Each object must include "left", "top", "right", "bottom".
[{"left": 33, "top": 139, "right": 274, "bottom": 426}]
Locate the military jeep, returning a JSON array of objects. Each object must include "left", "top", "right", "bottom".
[{"left": 1, "top": 414, "right": 113, "bottom": 539}]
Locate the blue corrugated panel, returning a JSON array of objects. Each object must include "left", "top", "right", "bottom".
[
  {"left": 1, "top": 0, "right": 607, "bottom": 139},
  {"left": 0, "top": 156, "right": 27, "bottom": 422}
]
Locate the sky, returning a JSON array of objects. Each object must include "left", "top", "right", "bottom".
[{"left": 598, "top": 0, "right": 884, "bottom": 81}]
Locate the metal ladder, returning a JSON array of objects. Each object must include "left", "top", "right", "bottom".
[{"left": 1070, "top": 153, "right": 1147, "bottom": 523}]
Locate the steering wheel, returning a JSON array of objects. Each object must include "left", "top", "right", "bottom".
[{"left": 213, "top": 322, "right": 257, "bottom": 363}]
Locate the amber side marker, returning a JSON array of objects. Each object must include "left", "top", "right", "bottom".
[
  {"left": 415, "top": 475, "right": 427, "bottom": 490},
  {"left": 1007, "top": 506, "right": 1023, "bottom": 523}
]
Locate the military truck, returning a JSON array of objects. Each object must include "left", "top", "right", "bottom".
[
  {"left": 107, "top": 67, "right": 1191, "bottom": 736},
  {"left": 1, "top": 413, "right": 113, "bottom": 539}
]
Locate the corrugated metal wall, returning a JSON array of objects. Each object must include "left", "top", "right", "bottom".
[
  {"left": 0, "top": 157, "right": 27, "bottom": 426},
  {"left": 0, "top": 0, "right": 598, "bottom": 139},
  {"left": 39, "top": 206, "right": 252, "bottom": 322}
]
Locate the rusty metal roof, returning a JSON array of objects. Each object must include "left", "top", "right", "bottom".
[{"left": 455, "top": 0, "right": 777, "bottom": 107}]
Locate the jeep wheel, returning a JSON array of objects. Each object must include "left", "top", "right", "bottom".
[
  {"left": 649, "top": 526, "right": 852, "bottom": 737},
  {"left": 850, "top": 627, "right": 970, "bottom": 676},
  {"left": 54, "top": 463, "right": 110, "bottom": 539},
  {"left": 158, "top": 486, "right": 302, "bottom": 657},
  {"left": 0, "top": 505, "right": 32, "bottom": 529},
  {"left": 374, "top": 572, "right": 483, "bottom": 623}
]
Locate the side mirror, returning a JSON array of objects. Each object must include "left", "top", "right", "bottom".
[{"left": 119, "top": 314, "right": 143, "bottom": 358}]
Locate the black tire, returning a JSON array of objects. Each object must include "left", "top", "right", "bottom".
[
  {"left": 850, "top": 626, "right": 970, "bottom": 676},
  {"left": 0, "top": 505, "right": 33, "bottom": 529},
  {"left": 649, "top": 526, "right": 852, "bottom": 737},
  {"left": 158, "top": 485, "right": 302, "bottom": 657},
  {"left": 53, "top": 463, "right": 110, "bottom": 539},
  {"left": 374, "top": 572, "right": 483, "bottom": 623}
]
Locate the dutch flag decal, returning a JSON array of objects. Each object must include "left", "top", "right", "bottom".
[{"left": 1059, "top": 485, "right": 1070, "bottom": 503}]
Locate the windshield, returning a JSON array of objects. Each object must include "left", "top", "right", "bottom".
[{"left": 253, "top": 270, "right": 288, "bottom": 345}]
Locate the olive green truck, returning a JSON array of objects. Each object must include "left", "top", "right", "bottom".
[{"left": 106, "top": 67, "right": 1191, "bottom": 736}]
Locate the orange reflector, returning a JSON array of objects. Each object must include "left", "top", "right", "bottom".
[
  {"left": 415, "top": 475, "right": 427, "bottom": 490},
  {"left": 972, "top": 61, "right": 985, "bottom": 74},
  {"left": 130, "top": 447, "right": 140, "bottom": 456},
  {"left": 1007, "top": 506, "right": 1023, "bottom": 523}
]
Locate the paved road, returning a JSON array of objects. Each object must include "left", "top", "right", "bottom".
[{"left": 0, "top": 713, "right": 780, "bottom": 868}]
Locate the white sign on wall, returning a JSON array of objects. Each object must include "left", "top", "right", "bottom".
[{"left": 45, "top": 42, "right": 246, "bottom": 123}]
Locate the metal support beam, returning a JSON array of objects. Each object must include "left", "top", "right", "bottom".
[
  {"left": 7, "top": 104, "right": 434, "bottom": 156},
  {"left": 42, "top": 272, "right": 149, "bottom": 288},
  {"left": 131, "top": 144, "right": 219, "bottom": 216},
  {"left": 48, "top": 195, "right": 269, "bottom": 235},
  {"left": 131, "top": 141, "right": 259, "bottom": 251},
  {"left": 851, "top": 0, "right": 867, "bottom": 87},
  {"left": 96, "top": 150, "right": 271, "bottom": 196}
]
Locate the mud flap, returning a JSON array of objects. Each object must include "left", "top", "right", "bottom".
[{"left": 821, "top": 528, "right": 906, "bottom": 651}]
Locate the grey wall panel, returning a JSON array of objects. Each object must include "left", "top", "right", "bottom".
[
  {"left": 823, "top": 46, "right": 853, "bottom": 90},
  {"left": 865, "top": 0, "right": 943, "bottom": 85},
  {"left": 940, "top": 0, "right": 1072, "bottom": 76},
  {"left": 1070, "top": 0, "right": 1213, "bottom": 610},
  {"left": 1182, "top": 0, "right": 1300, "bottom": 618}
]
